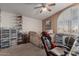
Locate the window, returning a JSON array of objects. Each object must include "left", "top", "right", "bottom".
[{"left": 57, "top": 5, "right": 79, "bottom": 34}]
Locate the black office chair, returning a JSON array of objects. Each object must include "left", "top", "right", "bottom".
[
  {"left": 65, "top": 36, "right": 75, "bottom": 51},
  {"left": 41, "top": 32, "right": 75, "bottom": 56}
]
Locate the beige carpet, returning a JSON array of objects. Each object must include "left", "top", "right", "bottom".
[{"left": 0, "top": 43, "right": 46, "bottom": 56}]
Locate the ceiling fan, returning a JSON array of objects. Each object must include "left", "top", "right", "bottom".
[{"left": 34, "top": 3, "right": 56, "bottom": 13}]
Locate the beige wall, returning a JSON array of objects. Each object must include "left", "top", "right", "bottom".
[
  {"left": 22, "top": 16, "right": 42, "bottom": 34},
  {"left": 1, "top": 11, "right": 17, "bottom": 29},
  {"left": 51, "top": 12, "right": 61, "bottom": 33},
  {"left": 42, "top": 3, "right": 77, "bottom": 33},
  {"left": 42, "top": 10, "right": 62, "bottom": 33},
  {"left": 1, "top": 10, "right": 42, "bottom": 34}
]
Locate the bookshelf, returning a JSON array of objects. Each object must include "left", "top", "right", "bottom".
[
  {"left": 0, "top": 28, "right": 18, "bottom": 48},
  {"left": 16, "top": 16, "right": 23, "bottom": 44}
]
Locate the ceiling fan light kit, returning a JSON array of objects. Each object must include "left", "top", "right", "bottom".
[{"left": 41, "top": 7, "right": 47, "bottom": 11}]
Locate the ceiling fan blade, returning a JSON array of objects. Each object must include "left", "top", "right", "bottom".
[
  {"left": 40, "top": 9, "right": 42, "bottom": 13},
  {"left": 48, "top": 3, "right": 56, "bottom": 6},
  {"left": 34, "top": 6, "right": 42, "bottom": 9}
]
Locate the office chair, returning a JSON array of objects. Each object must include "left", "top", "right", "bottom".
[
  {"left": 65, "top": 36, "right": 75, "bottom": 50},
  {"left": 41, "top": 32, "right": 75, "bottom": 56}
]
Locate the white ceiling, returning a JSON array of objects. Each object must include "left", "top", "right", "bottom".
[{"left": 0, "top": 3, "right": 73, "bottom": 20}]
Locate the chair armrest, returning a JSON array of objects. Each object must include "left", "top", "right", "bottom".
[
  {"left": 49, "top": 47, "right": 65, "bottom": 56},
  {"left": 56, "top": 45, "right": 70, "bottom": 50},
  {"left": 55, "top": 45, "right": 70, "bottom": 55},
  {"left": 63, "top": 46, "right": 70, "bottom": 50}
]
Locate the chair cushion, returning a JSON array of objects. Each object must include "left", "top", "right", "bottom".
[{"left": 49, "top": 47, "right": 65, "bottom": 56}]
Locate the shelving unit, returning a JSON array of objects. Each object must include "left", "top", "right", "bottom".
[
  {"left": 0, "top": 28, "right": 10, "bottom": 48},
  {"left": 16, "top": 16, "right": 23, "bottom": 44},
  {"left": 0, "top": 28, "right": 18, "bottom": 48},
  {"left": 16, "top": 16, "right": 22, "bottom": 31},
  {"left": 10, "top": 29, "right": 18, "bottom": 46},
  {"left": 17, "top": 32, "right": 23, "bottom": 44}
]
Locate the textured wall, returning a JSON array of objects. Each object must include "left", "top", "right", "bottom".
[
  {"left": 22, "top": 16, "right": 42, "bottom": 34},
  {"left": 1, "top": 11, "right": 17, "bottom": 29},
  {"left": 0, "top": 11, "right": 42, "bottom": 34}
]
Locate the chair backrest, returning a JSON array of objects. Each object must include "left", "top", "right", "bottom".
[
  {"left": 41, "top": 36, "right": 52, "bottom": 52},
  {"left": 65, "top": 36, "right": 75, "bottom": 49}
]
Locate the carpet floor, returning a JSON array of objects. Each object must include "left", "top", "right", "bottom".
[{"left": 0, "top": 43, "right": 46, "bottom": 56}]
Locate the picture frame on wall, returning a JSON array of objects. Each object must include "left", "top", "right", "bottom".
[{"left": 45, "top": 18, "right": 51, "bottom": 30}]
